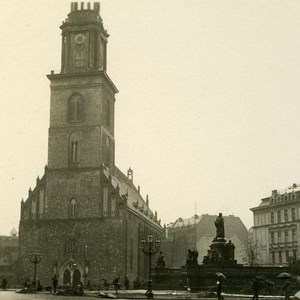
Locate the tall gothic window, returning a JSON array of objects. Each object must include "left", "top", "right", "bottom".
[
  {"left": 69, "top": 94, "right": 83, "bottom": 122},
  {"left": 111, "top": 195, "right": 116, "bottom": 216},
  {"left": 74, "top": 46, "right": 86, "bottom": 68},
  {"left": 103, "top": 186, "right": 108, "bottom": 216},
  {"left": 71, "top": 141, "right": 78, "bottom": 162},
  {"left": 69, "top": 132, "right": 80, "bottom": 164},
  {"left": 70, "top": 198, "right": 77, "bottom": 217}
]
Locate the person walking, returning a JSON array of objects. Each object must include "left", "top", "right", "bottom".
[
  {"left": 216, "top": 275, "right": 223, "bottom": 300},
  {"left": 252, "top": 276, "right": 260, "bottom": 300},
  {"left": 52, "top": 274, "right": 58, "bottom": 293},
  {"left": 282, "top": 278, "right": 291, "bottom": 300},
  {"left": 124, "top": 276, "right": 130, "bottom": 290}
]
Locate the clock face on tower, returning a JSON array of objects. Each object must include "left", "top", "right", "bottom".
[{"left": 75, "top": 34, "right": 85, "bottom": 45}]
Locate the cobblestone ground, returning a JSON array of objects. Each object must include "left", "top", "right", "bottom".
[{"left": 0, "top": 291, "right": 99, "bottom": 300}]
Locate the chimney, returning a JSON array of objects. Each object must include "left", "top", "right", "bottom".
[
  {"left": 138, "top": 185, "right": 140, "bottom": 194},
  {"left": 272, "top": 190, "right": 278, "bottom": 197},
  {"left": 146, "top": 195, "right": 149, "bottom": 206},
  {"left": 155, "top": 211, "right": 157, "bottom": 220}
]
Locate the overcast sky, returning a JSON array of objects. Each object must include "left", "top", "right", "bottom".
[{"left": 1, "top": 0, "right": 300, "bottom": 235}]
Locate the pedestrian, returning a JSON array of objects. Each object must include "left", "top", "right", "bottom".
[
  {"left": 1, "top": 278, "right": 7, "bottom": 290},
  {"left": 112, "top": 276, "right": 121, "bottom": 294},
  {"left": 216, "top": 275, "right": 223, "bottom": 300},
  {"left": 124, "top": 276, "right": 130, "bottom": 290},
  {"left": 282, "top": 278, "right": 291, "bottom": 300},
  {"left": 52, "top": 274, "right": 58, "bottom": 293},
  {"left": 252, "top": 276, "right": 260, "bottom": 300}
]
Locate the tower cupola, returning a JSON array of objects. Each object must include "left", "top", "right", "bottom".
[{"left": 60, "top": 2, "right": 109, "bottom": 74}]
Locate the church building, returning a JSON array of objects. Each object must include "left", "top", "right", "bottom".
[{"left": 19, "top": 2, "right": 164, "bottom": 287}]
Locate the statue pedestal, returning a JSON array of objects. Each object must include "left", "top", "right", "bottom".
[
  {"left": 210, "top": 238, "right": 226, "bottom": 261},
  {"left": 202, "top": 238, "right": 238, "bottom": 267}
]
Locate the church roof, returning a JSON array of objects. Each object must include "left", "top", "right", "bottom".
[{"left": 102, "top": 166, "right": 162, "bottom": 230}]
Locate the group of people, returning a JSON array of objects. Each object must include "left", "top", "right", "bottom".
[
  {"left": 102, "top": 275, "right": 130, "bottom": 291},
  {"left": 216, "top": 274, "right": 292, "bottom": 300},
  {"left": 252, "top": 276, "right": 291, "bottom": 300}
]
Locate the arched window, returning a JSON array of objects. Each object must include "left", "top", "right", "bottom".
[
  {"left": 69, "top": 132, "right": 81, "bottom": 164},
  {"left": 103, "top": 186, "right": 108, "bottom": 216},
  {"left": 70, "top": 198, "right": 77, "bottom": 217},
  {"left": 71, "top": 141, "right": 78, "bottom": 162},
  {"left": 74, "top": 46, "right": 86, "bottom": 68},
  {"left": 111, "top": 195, "right": 116, "bottom": 216},
  {"left": 68, "top": 94, "right": 83, "bottom": 122},
  {"left": 31, "top": 199, "right": 36, "bottom": 219}
]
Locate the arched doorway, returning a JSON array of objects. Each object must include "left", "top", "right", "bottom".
[
  {"left": 73, "top": 269, "right": 81, "bottom": 286},
  {"left": 63, "top": 269, "right": 71, "bottom": 285}
]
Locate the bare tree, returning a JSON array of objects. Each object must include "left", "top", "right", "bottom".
[{"left": 243, "top": 237, "right": 262, "bottom": 266}]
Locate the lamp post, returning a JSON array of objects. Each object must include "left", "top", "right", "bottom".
[
  {"left": 29, "top": 250, "right": 42, "bottom": 288},
  {"left": 140, "top": 233, "right": 161, "bottom": 299}
]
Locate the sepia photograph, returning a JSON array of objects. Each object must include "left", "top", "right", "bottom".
[{"left": 1, "top": 0, "right": 300, "bottom": 298}]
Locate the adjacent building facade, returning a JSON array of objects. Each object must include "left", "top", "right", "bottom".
[
  {"left": 251, "top": 183, "right": 300, "bottom": 266},
  {"left": 19, "top": 2, "right": 163, "bottom": 287},
  {"left": 167, "top": 214, "right": 248, "bottom": 267},
  {"left": 0, "top": 228, "right": 19, "bottom": 286}
]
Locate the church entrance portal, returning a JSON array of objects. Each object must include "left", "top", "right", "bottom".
[
  {"left": 74, "top": 269, "right": 81, "bottom": 286},
  {"left": 63, "top": 269, "right": 71, "bottom": 284}
]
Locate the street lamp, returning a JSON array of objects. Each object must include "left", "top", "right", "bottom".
[
  {"left": 140, "top": 233, "right": 161, "bottom": 299},
  {"left": 29, "top": 250, "right": 42, "bottom": 288}
]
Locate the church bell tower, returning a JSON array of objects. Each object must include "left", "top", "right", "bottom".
[{"left": 47, "top": 2, "right": 118, "bottom": 170}]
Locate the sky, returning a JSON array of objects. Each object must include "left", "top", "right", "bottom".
[{"left": 1, "top": 0, "right": 300, "bottom": 235}]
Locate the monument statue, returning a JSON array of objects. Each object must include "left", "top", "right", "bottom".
[
  {"left": 186, "top": 249, "right": 199, "bottom": 266},
  {"left": 214, "top": 213, "right": 225, "bottom": 239}
]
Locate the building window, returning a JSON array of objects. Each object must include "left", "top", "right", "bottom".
[
  {"left": 277, "top": 211, "right": 281, "bottom": 223},
  {"left": 270, "top": 212, "right": 274, "bottom": 224},
  {"left": 284, "top": 209, "right": 288, "bottom": 222},
  {"left": 103, "top": 186, "right": 108, "bottom": 216},
  {"left": 293, "top": 250, "right": 297, "bottom": 260},
  {"left": 286, "top": 251, "right": 290, "bottom": 263},
  {"left": 130, "top": 238, "right": 133, "bottom": 271},
  {"left": 278, "top": 251, "right": 282, "bottom": 264},
  {"left": 292, "top": 229, "right": 297, "bottom": 242},
  {"left": 292, "top": 208, "right": 296, "bottom": 221},
  {"left": 71, "top": 141, "right": 79, "bottom": 162},
  {"left": 271, "top": 232, "right": 275, "bottom": 244},
  {"left": 271, "top": 252, "right": 275, "bottom": 264},
  {"left": 70, "top": 199, "right": 77, "bottom": 217},
  {"left": 278, "top": 232, "right": 281, "bottom": 243},
  {"left": 74, "top": 46, "right": 86, "bottom": 68},
  {"left": 65, "top": 240, "right": 79, "bottom": 255},
  {"left": 31, "top": 199, "right": 36, "bottom": 219},
  {"left": 284, "top": 230, "right": 289, "bottom": 242},
  {"left": 68, "top": 94, "right": 83, "bottom": 122},
  {"left": 111, "top": 195, "right": 116, "bottom": 216},
  {"left": 69, "top": 132, "right": 81, "bottom": 164}
]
